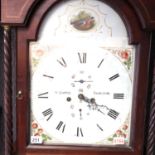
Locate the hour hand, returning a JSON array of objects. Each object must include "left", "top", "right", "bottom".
[
  {"left": 78, "top": 94, "right": 91, "bottom": 103},
  {"left": 78, "top": 94, "right": 85, "bottom": 100},
  {"left": 78, "top": 94, "right": 98, "bottom": 110}
]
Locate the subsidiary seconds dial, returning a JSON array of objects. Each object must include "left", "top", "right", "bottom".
[{"left": 31, "top": 46, "right": 132, "bottom": 145}]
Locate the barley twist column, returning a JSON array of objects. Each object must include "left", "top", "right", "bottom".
[
  {"left": 3, "top": 25, "right": 12, "bottom": 155},
  {"left": 146, "top": 66, "right": 155, "bottom": 155}
]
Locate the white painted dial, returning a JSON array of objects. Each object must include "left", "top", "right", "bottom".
[{"left": 31, "top": 46, "right": 132, "bottom": 145}]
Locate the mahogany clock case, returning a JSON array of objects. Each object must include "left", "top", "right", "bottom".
[
  {"left": 0, "top": 0, "right": 155, "bottom": 155},
  {"left": 0, "top": 28, "right": 154, "bottom": 154}
]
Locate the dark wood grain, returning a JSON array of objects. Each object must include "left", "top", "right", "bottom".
[
  {"left": 128, "top": 0, "right": 155, "bottom": 30},
  {"left": 1, "top": 0, "right": 39, "bottom": 24}
]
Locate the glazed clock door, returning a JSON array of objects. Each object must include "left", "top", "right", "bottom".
[
  {"left": 16, "top": 0, "right": 151, "bottom": 155},
  {"left": 30, "top": 0, "right": 134, "bottom": 146}
]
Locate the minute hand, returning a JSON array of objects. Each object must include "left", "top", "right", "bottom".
[
  {"left": 91, "top": 99, "right": 120, "bottom": 120},
  {"left": 78, "top": 94, "right": 92, "bottom": 103},
  {"left": 78, "top": 94, "right": 119, "bottom": 119}
]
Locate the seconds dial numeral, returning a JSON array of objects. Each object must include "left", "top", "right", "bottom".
[
  {"left": 78, "top": 53, "right": 87, "bottom": 64},
  {"left": 42, "top": 108, "right": 53, "bottom": 121}
]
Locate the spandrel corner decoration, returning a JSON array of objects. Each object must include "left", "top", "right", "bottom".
[{"left": 29, "top": 0, "right": 135, "bottom": 147}]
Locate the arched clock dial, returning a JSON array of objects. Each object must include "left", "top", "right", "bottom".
[{"left": 31, "top": 46, "right": 133, "bottom": 145}]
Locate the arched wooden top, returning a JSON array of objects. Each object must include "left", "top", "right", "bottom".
[
  {"left": 1, "top": 0, "right": 39, "bottom": 25},
  {"left": 1, "top": 0, "right": 155, "bottom": 30},
  {"left": 16, "top": 0, "right": 145, "bottom": 44}
]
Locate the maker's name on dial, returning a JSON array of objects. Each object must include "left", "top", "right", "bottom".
[
  {"left": 55, "top": 91, "right": 71, "bottom": 95},
  {"left": 93, "top": 91, "right": 110, "bottom": 95}
]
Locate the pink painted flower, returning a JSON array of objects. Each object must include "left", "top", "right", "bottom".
[
  {"left": 121, "top": 133, "right": 127, "bottom": 138},
  {"left": 32, "top": 122, "right": 38, "bottom": 129},
  {"left": 120, "top": 50, "right": 129, "bottom": 60},
  {"left": 116, "top": 130, "right": 122, "bottom": 136},
  {"left": 35, "top": 49, "right": 44, "bottom": 57},
  {"left": 122, "top": 124, "right": 128, "bottom": 130}
]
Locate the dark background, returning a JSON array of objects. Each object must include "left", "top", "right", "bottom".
[{"left": 0, "top": 27, "right": 155, "bottom": 155}]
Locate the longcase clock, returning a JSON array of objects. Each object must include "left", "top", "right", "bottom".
[{"left": 1, "top": 0, "right": 155, "bottom": 155}]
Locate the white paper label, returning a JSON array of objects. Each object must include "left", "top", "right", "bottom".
[
  {"left": 31, "top": 136, "right": 43, "bottom": 144},
  {"left": 113, "top": 137, "right": 125, "bottom": 145}
]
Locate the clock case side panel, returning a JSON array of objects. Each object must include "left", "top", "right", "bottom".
[
  {"left": 144, "top": 32, "right": 155, "bottom": 155},
  {"left": 16, "top": 1, "right": 63, "bottom": 155},
  {"left": 16, "top": 0, "right": 151, "bottom": 155}
]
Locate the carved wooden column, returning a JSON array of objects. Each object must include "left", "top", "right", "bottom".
[
  {"left": 146, "top": 35, "right": 155, "bottom": 155},
  {"left": 3, "top": 25, "right": 12, "bottom": 155},
  {"left": 146, "top": 75, "right": 155, "bottom": 155}
]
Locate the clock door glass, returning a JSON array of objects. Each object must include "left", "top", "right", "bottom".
[{"left": 29, "top": 0, "right": 135, "bottom": 146}]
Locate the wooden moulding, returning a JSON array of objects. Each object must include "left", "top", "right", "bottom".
[
  {"left": 1, "top": 0, "right": 155, "bottom": 30},
  {"left": 1, "top": 0, "right": 39, "bottom": 25}
]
